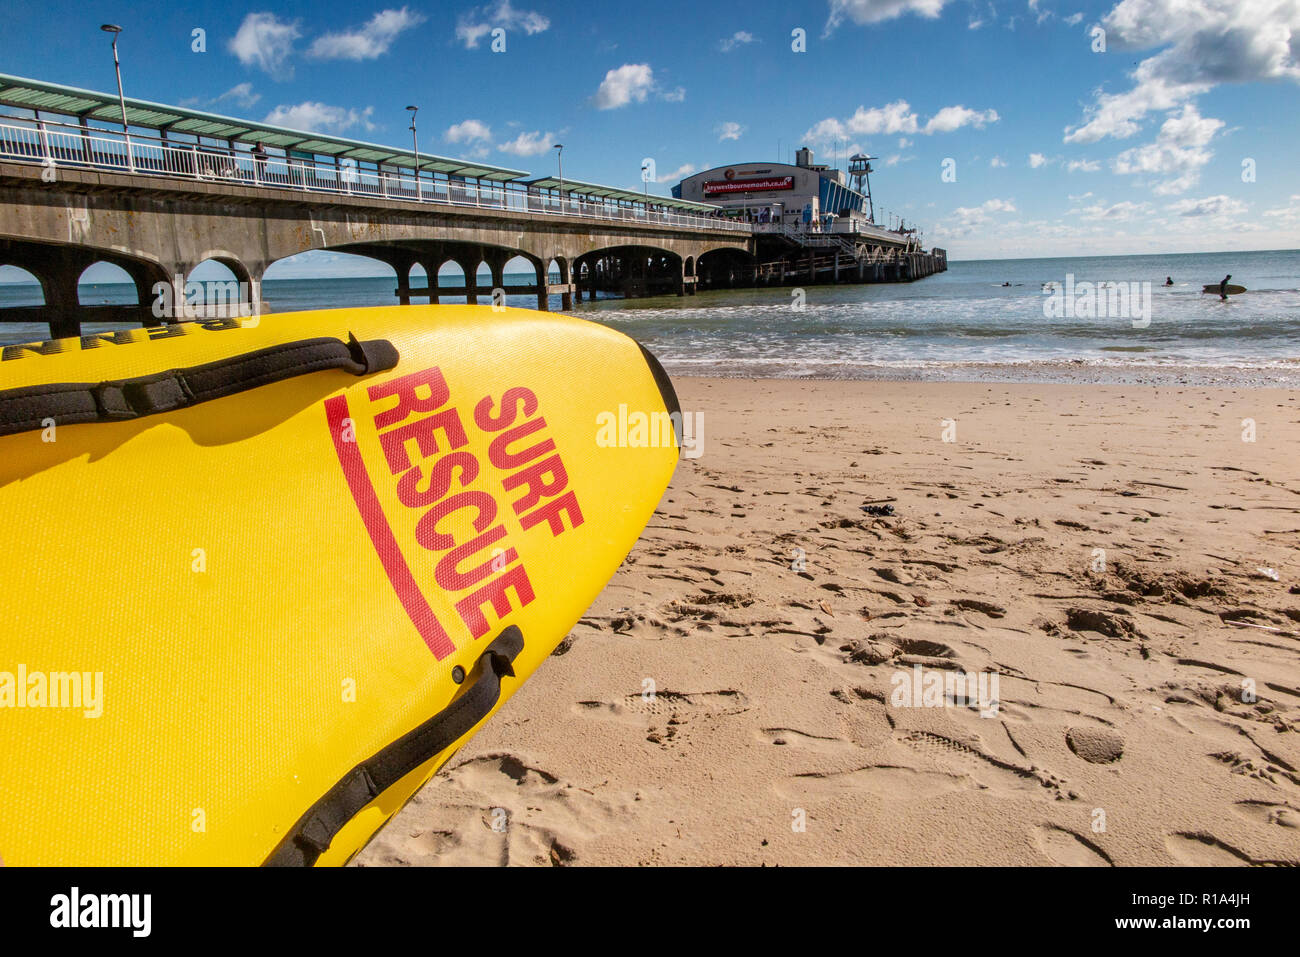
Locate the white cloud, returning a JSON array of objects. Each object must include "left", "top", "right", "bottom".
[
  {"left": 990, "top": 156, "right": 1008, "bottom": 167},
  {"left": 1167, "top": 194, "right": 1248, "bottom": 217},
  {"left": 445, "top": 119, "right": 492, "bottom": 143},
  {"left": 944, "top": 197, "right": 1018, "bottom": 232},
  {"left": 1261, "top": 194, "right": 1300, "bottom": 227},
  {"left": 308, "top": 7, "right": 425, "bottom": 60},
  {"left": 720, "top": 31, "right": 757, "bottom": 51},
  {"left": 215, "top": 83, "right": 261, "bottom": 108},
  {"left": 496, "top": 129, "right": 557, "bottom": 156},
  {"left": 924, "top": 105, "right": 999, "bottom": 134},
  {"left": 264, "top": 102, "right": 376, "bottom": 133},
  {"left": 805, "top": 100, "right": 998, "bottom": 141},
  {"left": 594, "top": 63, "right": 656, "bottom": 109},
  {"left": 1029, "top": 152, "right": 1049, "bottom": 167},
  {"left": 1066, "top": 158, "right": 1100, "bottom": 172},
  {"left": 826, "top": 0, "right": 950, "bottom": 33},
  {"left": 661, "top": 86, "right": 686, "bottom": 103},
  {"left": 1077, "top": 199, "right": 1153, "bottom": 221},
  {"left": 656, "top": 163, "right": 696, "bottom": 183},
  {"left": 1064, "top": 0, "right": 1300, "bottom": 144},
  {"left": 969, "top": 17, "right": 985, "bottom": 28},
  {"left": 716, "top": 122, "right": 745, "bottom": 141},
  {"left": 1111, "top": 104, "right": 1223, "bottom": 194},
  {"left": 228, "top": 13, "right": 301, "bottom": 80},
  {"left": 1064, "top": 12, "right": 1084, "bottom": 25},
  {"left": 455, "top": 0, "right": 550, "bottom": 49}
]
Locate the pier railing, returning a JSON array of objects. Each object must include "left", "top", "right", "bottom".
[
  {"left": 0, "top": 119, "right": 749, "bottom": 234},
  {"left": 753, "top": 220, "right": 911, "bottom": 249}
]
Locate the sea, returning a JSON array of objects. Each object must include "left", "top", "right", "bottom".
[{"left": 3, "top": 248, "right": 1297, "bottom": 386}]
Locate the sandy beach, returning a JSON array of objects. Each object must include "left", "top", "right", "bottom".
[{"left": 356, "top": 377, "right": 1300, "bottom": 867}]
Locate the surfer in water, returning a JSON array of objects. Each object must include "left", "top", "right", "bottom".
[
  {"left": 1165, "top": 276, "right": 1173, "bottom": 286},
  {"left": 1219, "top": 274, "right": 1231, "bottom": 301}
]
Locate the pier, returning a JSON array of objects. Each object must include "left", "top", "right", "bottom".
[{"left": 0, "top": 74, "right": 945, "bottom": 339}]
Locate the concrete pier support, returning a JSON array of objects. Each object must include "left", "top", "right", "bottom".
[
  {"left": 532, "top": 257, "right": 548, "bottom": 311},
  {"left": 559, "top": 259, "right": 573, "bottom": 311},
  {"left": 420, "top": 258, "right": 441, "bottom": 303},
  {"left": 484, "top": 250, "right": 512, "bottom": 307},
  {"left": 45, "top": 248, "right": 92, "bottom": 339},
  {"left": 458, "top": 257, "right": 479, "bottom": 305},
  {"left": 122, "top": 259, "right": 169, "bottom": 327},
  {"left": 392, "top": 251, "right": 418, "bottom": 305}
]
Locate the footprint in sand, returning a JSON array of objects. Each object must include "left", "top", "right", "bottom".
[
  {"left": 775, "top": 764, "right": 974, "bottom": 803},
  {"left": 1066, "top": 726, "right": 1125, "bottom": 764},
  {"left": 755, "top": 727, "right": 859, "bottom": 755},
  {"left": 776, "top": 729, "right": 1065, "bottom": 805},
  {"left": 1034, "top": 825, "right": 1113, "bottom": 866},
  {"left": 574, "top": 689, "right": 751, "bottom": 723},
  {"left": 889, "top": 636, "right": 960, "bottom": 659},
  {"left": 354, "top": 752, "right": 626, "bottom": 867},
  {"left": 897, "top": 730, "right": 1059, "bottom": 796},
  {"left": 1164, "top": 833, "right": 1255, "bottom": 866},
  {"left": 1231, "top": 800, "right": 1300, "bottom": 830}
]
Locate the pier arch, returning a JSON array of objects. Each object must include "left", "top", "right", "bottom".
[
  {"left": 77, "top": 261, "right": 136, "bottom": 307},
  {"left": 186, "top": 257, "right": 256, "bottom": 318},
  {"left": 437, "top": 260, "right": 468, "bottom": 303},
  {"left": 0, "top": 265, "right": 43, "bottom": 305},
  {"left": 696, "top": 247, "right": 757, "bottom": 291}
]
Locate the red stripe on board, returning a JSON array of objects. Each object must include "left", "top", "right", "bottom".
[{"left": 324, "top": 394, "right": 457, "bottom": 660}]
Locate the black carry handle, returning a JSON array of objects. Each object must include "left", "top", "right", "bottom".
[
  {"left": 0, "top": 333, "right": 398, "bottom": 437},
  {"left": 264, "top": 626, "right": 526, "bottom": 867}
]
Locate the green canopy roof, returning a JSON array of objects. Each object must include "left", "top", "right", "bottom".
[{"left": 0, "top": 73, "right": 530, "bottom": 182}]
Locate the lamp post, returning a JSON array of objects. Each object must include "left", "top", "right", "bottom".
[
  {"left": 406, "top": 105, "right": 420, "bottom": 199},
  {"left": 552, "top": 143, "right": 563, "bottom": 210},
  {"left": 100, "top": 24, "right": 133, "bottom": 172}
]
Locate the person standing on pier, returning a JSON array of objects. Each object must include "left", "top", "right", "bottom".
[{"left": 252, "top": 141, "right": 268, "bottom": 182}]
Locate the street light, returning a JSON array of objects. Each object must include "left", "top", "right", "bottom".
[
  {"left": 406, "top": 105, "right": 420, "bottom": 199},
  {"left": 552, "top": 143, "right": 563, "bottom": 209},
  {"left": 100, "top": 24, "right": 133, "bottom": 172}
]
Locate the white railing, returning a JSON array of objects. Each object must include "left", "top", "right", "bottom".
[
  {"left": 753, "top": 220, "right": 908, "bottom": 251},
  {"left": 754, "top": 222, "right": 860, "bottom": 256},
  {"left": 0, "top": 119, "right": 750, "bottom": 234}
]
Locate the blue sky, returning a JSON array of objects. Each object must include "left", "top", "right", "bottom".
[{"left": 4, "top": 0, "right": 1299, "bottom": 271}]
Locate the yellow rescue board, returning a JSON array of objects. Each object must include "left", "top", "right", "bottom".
[{"left": 0, "top": 305, "right": 680, "bottom": 866}]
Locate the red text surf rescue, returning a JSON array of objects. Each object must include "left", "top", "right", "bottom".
[{"left": 326, "top": 366, "right": 583, "bottom": 658}]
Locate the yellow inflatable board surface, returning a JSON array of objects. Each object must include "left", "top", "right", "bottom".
[{"left": 0, "top": 305, "right": 680, "bottom": 866}]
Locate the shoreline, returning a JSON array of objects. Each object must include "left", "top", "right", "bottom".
[
  {"left": 0, "top": 314, "right": 1293, "bottom": 390},
  {"left": 661, "top": 364, "right": 1300, "bottom": 389}
]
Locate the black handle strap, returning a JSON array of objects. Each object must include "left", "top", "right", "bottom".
[
  {"left": 264, "top": 626, "right": 526, "bottom": 867},
  {"left": 0, "top": 333, "right": 398, "bottom": 437}
]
